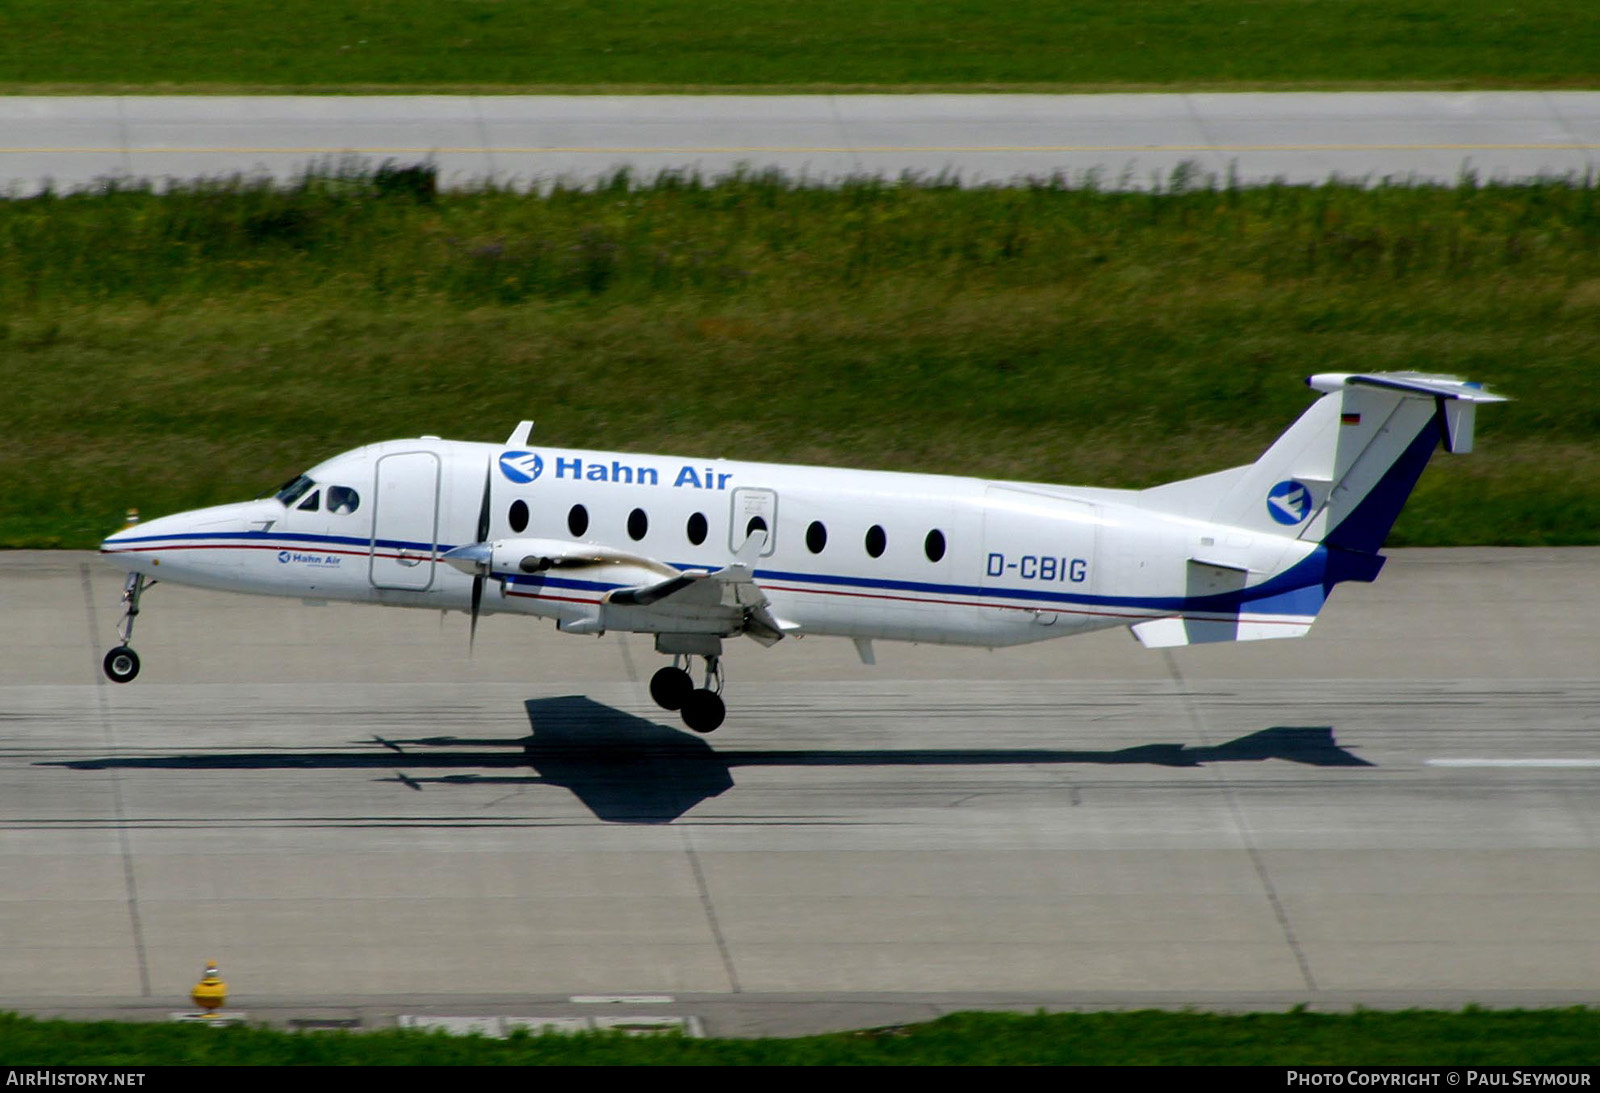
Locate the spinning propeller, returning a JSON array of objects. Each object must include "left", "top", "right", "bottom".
[{"left": 468, "top": 459, "right": 492, "bottom": 651}]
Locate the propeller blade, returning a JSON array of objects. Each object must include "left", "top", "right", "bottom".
[
  {"left": 476, "top": 459, "right": 493, "bottom": 542},
  {"left": 470, "top": 573, "right": 483, "bottom": 653},
  {"left": 468, "top": 458, "right": 493, "bottom": 655}
]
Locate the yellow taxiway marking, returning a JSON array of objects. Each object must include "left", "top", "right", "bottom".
[{"left": 1, "top": 142, "right": 1597, "bottom": 155}]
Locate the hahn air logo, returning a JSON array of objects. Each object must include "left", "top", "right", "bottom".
[
  {"left": 499, "top": 450, "right": 544, "bottom": 484},
  {"left": 1267, "top": 479, "right": 1314, "bottom": 526},
  {"left": 277, "top": 550, "right": 340, "bottom": 567}
]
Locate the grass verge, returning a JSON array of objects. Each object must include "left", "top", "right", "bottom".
[
  {"left": 3, "top": 166, "right": 1598, "bottom": 549},
  {"left": 0, "top": 1, "right": 1596, "bottom": 91},
  {"left": 3, "top": 1008, "right": 1600, "bottom": 1065}
]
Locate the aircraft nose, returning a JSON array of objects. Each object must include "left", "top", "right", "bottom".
[
  {"left": 99, "top": 512, "right": 172, "bottom": 572},
  {"left": 100, "top": 500, "right": 279, "bottom": 570},
  {"left": 100, "top": 522, "right": 138, "bottom": 549},
  {"left": 99, "top": 523, "right": 146, "bottom": 572}
]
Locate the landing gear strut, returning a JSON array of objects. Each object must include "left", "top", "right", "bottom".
[
  {"left": 102, "top": 573, "right": 151, "bottom": 684},
  {"left": 650, "top": 654, "right": 726, "bottom": 733}
]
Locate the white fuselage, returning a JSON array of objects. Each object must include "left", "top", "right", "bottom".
[{"left": 99, "top": 437, "right": 1322, "bottom": 650}]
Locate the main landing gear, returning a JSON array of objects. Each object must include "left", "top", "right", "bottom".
[
  {"left": 102, "top": 573, "right": 152, "bottom": 684},
  {"left": 650, "top": 654, "right": 726, "bottom": 733}
]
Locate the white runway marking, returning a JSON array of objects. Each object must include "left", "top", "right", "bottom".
[{"left": 1427, "top": 759, "right": 1600, "bottom": 768}]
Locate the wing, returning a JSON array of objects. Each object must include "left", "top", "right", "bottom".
[
  {"left": 604, "top": 531, "right": 798, "bottom": 646},
  {"left": 441, "top": 531, "right": 797, "bottom": 645}
]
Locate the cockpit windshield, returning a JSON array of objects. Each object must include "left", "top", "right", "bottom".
[{"left": 274, "top": 474, "right": 316, "bottom": 507}]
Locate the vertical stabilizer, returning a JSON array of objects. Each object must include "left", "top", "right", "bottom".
[{"left": 1144, "top": 372, "right": 1504, "bottom": 550}]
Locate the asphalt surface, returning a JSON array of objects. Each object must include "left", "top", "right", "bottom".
[
  {"left": 2, "top": 92, "right": 1598, "bottom": 193},
  {"left": 2, "top": 547, "right": 1597, "bottom": 1037}
]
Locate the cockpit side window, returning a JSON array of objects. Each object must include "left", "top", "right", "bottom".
[
  {"left": 275, "top": 474, "right": 315, "bottom": 507},
  {"left": 297, "top": 489, "right": 321, "bottom": 512},
  {"left": 327, "top": 486, "right": 360, "bottom": 515}
]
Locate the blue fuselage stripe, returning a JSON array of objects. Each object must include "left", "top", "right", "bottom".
[{"left": 105, "top": 528, "right": 1346, "bottom": 616}]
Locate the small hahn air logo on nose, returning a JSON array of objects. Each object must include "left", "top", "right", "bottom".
[
  {"left": 278, "top": 550, "right": 341, "bottom": 566},
  {"left": 499, "top": 450, "right": 543, "bottom": 484},
  {"left": 1267, "top": 479, "right": 1314, "bottom": 525}
]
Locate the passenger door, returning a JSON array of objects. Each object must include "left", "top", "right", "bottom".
[{"left": 369, "top": 451, "right": 441, "bottom": 591}]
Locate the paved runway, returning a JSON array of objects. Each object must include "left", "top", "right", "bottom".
[
  {"left": 2, "top": 547, "right": 1597, "bottom": 1036},
  {"left": 2, "top": 92, "right": 1598, "bottom": 193}
]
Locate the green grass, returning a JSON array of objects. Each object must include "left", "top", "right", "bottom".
[
  {"left": 0, "top": 1, "right": 1597, "bottom": 92},
  {"left": 3, "top": 166, "right": 1599, "bottom": 549},
  {"left": 3, "top": 1008, "right": 1600, "bottom": 1065}
]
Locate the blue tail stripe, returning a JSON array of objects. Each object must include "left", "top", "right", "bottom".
[{"left": 1323, "top": 416, "right": 1440, "bottom": 554}]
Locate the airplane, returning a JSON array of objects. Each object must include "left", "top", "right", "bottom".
[{"left": 97, "top": 371, "right": 1503, "bottom": 733}]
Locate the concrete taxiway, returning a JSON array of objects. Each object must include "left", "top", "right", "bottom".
[
  {"left": 2, "top": 547, "right": 1598, "bottom": 1036},
  {"left": 2, "top": 92, "right": 1598, "bottom": 194}
]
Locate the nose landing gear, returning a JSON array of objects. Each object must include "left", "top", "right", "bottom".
[
  {"left": 649, "top": 654, "right": 726, "bottom": 733},
  {"left": 102, "top": 573, "right": 152, "bottom": 683}
]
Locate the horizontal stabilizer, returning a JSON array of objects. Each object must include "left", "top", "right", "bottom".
[
  {"left": 1130, "top": 553, "right": 1320, "bottom": 647},
  {"left": 1309, "top": 372, "right": 1507, "bottom": 404},
  {"left": 1311, "top": 371, "right": 1505, "bottom": 456},
  {"left": 1131, "top": 615, "right": 1315, "bottom": 648}
]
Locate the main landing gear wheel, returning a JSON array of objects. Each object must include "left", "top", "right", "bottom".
[
  {"left": 649, "top": 666, "right": 695, "bottom": 711},
  {"left": 655, "top": 651, "right": 728, "bottom": 732},
  {"left": 681, "top": 689, "right": 726, "bottom": 734},
  {"left": 103, "top": 646, "right": 140, "bottom": 683}
]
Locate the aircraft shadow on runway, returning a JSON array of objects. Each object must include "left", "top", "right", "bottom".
[{"left": 44, "top": 695, "right": 1372, "bottom": 825}]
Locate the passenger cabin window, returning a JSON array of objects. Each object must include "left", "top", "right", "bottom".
[
  {"left": 296, "top": 489, "right": 320, "bottom": 512},
  {"left": 508, "top": 499, "right": 529, "bottom": 533},
  {"left": 274, "top": 474, "right": 315, "bottom": 507},
  {"left": 628, "top": 508, "right": 649, "bottom": 541},
  {"left": 686, "top": 512, "right": 708, "bottom": 546},
  {"left": 745, "top": 515, "right": 768, "bottom": 540},
  {"left": 924, "top": 529, "right": 946, "bottom": 562},
  {"left": 568, "top": 504, "right": 589, "bottom": 537},
  {"left": 328, "top": 486, "right": 360, "bottom": 515},
  {"left": 865, "top": 524, "right": 887, "bottom": 558},
  {"left": 806, "top": 521, "right": 827, "bottom": 554}
]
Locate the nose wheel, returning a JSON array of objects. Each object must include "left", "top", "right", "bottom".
[
  {"left": 650, "top": 655, "right": 727, "bottom": 733},
  {"left": 102, "top": 573, "right": 152, "bottom": 683},
  {"left": 103, "top": 646, "right": 141, "bottom": 683}
]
